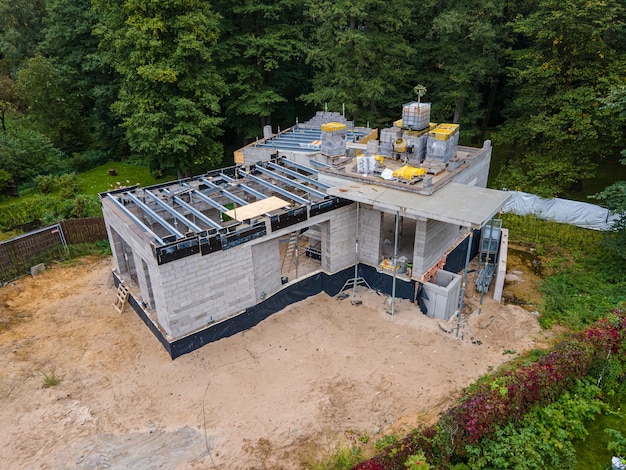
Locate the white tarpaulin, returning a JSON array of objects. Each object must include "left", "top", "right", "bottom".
[{"left": 502, "top": 191, "right": 620, "bottom": 231}]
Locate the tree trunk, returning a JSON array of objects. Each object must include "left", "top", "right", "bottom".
[
  {"left": 453, "top": 97, "right": 464, "bottom": 124},
  {"left": 479, "top": 81, "right": 499, "bottom": 142}
]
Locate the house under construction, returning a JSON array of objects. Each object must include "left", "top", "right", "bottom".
[{"left": 101, "top": 105, "right": 510, "bottom": 358}]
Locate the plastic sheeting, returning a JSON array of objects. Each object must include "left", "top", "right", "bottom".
[{"left": 502, "top": 191, "right": 619, "bottom": 231}]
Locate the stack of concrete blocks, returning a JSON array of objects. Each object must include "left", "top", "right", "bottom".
[
  {"left": 403, "top": 132, "right": 429, "bottom": 164},
  {"left": 303, "top": 111, "right": 352, "bottom": 129},
  {"left": 421, "top": 269, "right": 462, "bottom": 320},
  {"left": 356, "top": 155, "right": 376, "bottom": 176},
  {"left": 243, "top": 146, "right": 276, "bottom": 166},
  {"left": 321, "top": 122, "right": 348, "bottom": 157},
  {"left": 379, "top": 127, "right": 401, "bottom": 157},
  {"left": 366, "top": 139, "right": 379, "bottom": 156},
  {"left": 402, "top": 102, "right": 431, "bottom": 131},
  {"left": 426, "top": 124, "right": 460, "bottom": 163}
]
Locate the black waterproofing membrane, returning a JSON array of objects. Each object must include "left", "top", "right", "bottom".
[{"left": 114, "top": 232, "right": 476, "bottom": 359}]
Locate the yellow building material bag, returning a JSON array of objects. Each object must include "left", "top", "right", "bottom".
[{"left": 392, "top": 165, "right": 427, "bottom": 181}]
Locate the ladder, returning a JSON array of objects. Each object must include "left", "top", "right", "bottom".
[
  {"left": 281, "top": 232, "right": 298, "bottom": 273},
  {"left": 113, "top": 282, "right": 130, "bottom": 313}
]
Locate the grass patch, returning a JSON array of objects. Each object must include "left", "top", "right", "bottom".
[
  {"left": 76, "top": 162, "right": 176, "bottom": 196},
  {"left": 502, "top": 213, "right": 626, "bottom": 329},
  {"left": 42, "top": 368, "right": 62, "bottom": 388}
]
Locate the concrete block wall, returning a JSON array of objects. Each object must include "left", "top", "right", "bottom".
[
  {"left": 412, "top": 218, "right": 462, "bottom": 278},
  {"left": 452, "top": 144, "right": 491, "bottom": 188},
  {"left": 102, "top": 200, "right": 168, "bottom": 330},
  {"left": 320, "top": 204, "right": 357, "bottom": 274},
  {"left": 421, "top": 269, "right": 462, "bottom": 320},
  {"left": 358, "top": 206, "right": 383, "bottom": 267},
  {"left": 243, "top": 146, "right": 275, "bottom": 165},
  {"left": 251, "top": 239, "right": 282, "bottom": 302},
  {"left": 158, "top": 244, "right": 256, "bottom": 339}
]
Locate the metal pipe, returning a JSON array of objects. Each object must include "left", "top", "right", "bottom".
[
  {"left": 391, "top": 211, "right": 399, "bottom": 320},
  {"left": 456, "top": 230, "right": 474, "bottom": 337},
  {"left": 353, "top": 202, "right": 360, "bottom": 298}
]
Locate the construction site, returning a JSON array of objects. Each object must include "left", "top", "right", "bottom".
[{"left": 101, "top": 102, "right": 511, "bottom": 358}]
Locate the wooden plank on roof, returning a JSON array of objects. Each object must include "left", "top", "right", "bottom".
[{"left": 223, "top": 196, "right": 290, "bottom": 221}]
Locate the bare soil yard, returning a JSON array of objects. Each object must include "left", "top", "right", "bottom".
[{"left": 0, "top": 253, "right": 552, "bottom": 469}]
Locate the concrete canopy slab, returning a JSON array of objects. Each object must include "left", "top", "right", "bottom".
[{"left": 327, "top": 182, "right": 511, "bottom": 229}]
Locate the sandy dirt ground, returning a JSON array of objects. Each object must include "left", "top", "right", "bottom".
[{"left": 0, "top": 254, "right": 552, "bottom": 469}]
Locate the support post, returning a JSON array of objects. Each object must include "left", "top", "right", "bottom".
[
  {"left": 456, "top": 230, "right": 473, "bottom": 338},
  {"left": 390, "top": 211, "right": 399, "bottom": 320}
]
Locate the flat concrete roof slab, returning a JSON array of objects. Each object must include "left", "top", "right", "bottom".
[{"left": 327, "top": 182, "right": 511, "bottom": 229}]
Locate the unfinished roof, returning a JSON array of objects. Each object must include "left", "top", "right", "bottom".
[
  {"left": 100, "top": 158, "right": 352, "bottom": 264},
  {"left": 327, "top": 182, "right": 511, "bottom": 229}
]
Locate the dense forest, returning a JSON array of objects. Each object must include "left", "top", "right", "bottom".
[{"left": 1, "top": 0, "right": 625, "bottom": 199}]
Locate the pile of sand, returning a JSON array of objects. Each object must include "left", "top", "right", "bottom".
[{"left": 0, "top": 256, "right": 552, "bottom": 469}]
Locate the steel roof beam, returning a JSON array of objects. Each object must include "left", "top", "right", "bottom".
[
  {"left": 278, "top": 158, "right": 319, "bottom": 175},
  {"left": 187, "top": 187, "right": 230, "bottom": 213},
  {"left": 160, "top": 189, "right": 222, "bottom": 230},
  {"left": 106, "top": 194, "right": 164, "bottom": 245},
  {"left": 200, "top": 178, "right": 248, "bottom": 206},
  {"left": 145, "top": 190, "right": 203, "bottom": 232},
  {"left": 219, "top": 173, "right": 267, "bottom": 200},
  {"left": 253, "top": 166, "right": 327, "bottom": 199},
  {"left": 266, "top": 161, "right": 329, "bottom": 190},
  {"left": 125, "top": 192, "right": 185, "bottom": 239},
  {"left": 237, "top": 169, "right": 309, "bottom": 205}
]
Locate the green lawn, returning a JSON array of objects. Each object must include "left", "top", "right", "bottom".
[{"left": 76, "top": 162, "right": 176, "bottom": 196}]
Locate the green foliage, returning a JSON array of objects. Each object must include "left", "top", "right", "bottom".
[
  {"left": 465, "top": 382, "right": 605, "bottom": 469},
  {"left": 606, "top": 429, "right": 626, "bottom": 457},
  {"left": 303, "top": 0, "right": 415, "bottom": 127},
  {"left": 404, "top": 452, "right": 430, "bottom": 469},
  {"left": 0, "top": 125, "right": 66, "bottom": 184},
  {"left": 494, "top": 0, "right": 626, "bottom": 197},
  {"left": 41, "top": 368, "right": 62, "bottom": 388},
  {"left": 15, "top": 55, "right": 89, "bottom": 153},
  {"left": 75, "top": 161, "right": 174, "bottom": 196},
  {"left": 93, "top": 0, "right": 226, "bottom": 177},
  {"left": 0, "top": 0, "right": 46, "bottom": 69},
  {"left": 212, "top": 0, "right": 310, "bottom": 141},
  {"left": 309, "top": 446, "right": 363, "bottom": 470},
  {"left": 0, "top": 193, "right": 101, "bottom": 231}
]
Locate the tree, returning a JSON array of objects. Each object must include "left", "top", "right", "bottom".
[
  {"left": 303, "top": 0, "right": 416, "bottom": 127},
  {"left": 591, "top": 85, "right": 626, "bottom": 261},
  {"left": 93, "top": 0, "right": 227, "bottom": 177},
  {"left": 0, "top": 0, "right": 46, "bottom": 71},
  {"left": 212, "top": 0, "right": 311, "bottom": 143},
  {"left": 416, "top": 0, "right": 521, "bottom": 140},
  {"left": 495, "top": 0, "right": 626, "bottom": 197},
  {"left": 15, "top": 55, "right": 89, "bottom": 153},
  {"left": 38, "top": 0, "right": 122, "bottom": 155},
  {"left": 0, "top": 126, "right": 65, "bottom": 184}
]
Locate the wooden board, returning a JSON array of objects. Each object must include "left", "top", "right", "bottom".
[{"left": 224, "top": 196, "right": 290, "bottom": 221}]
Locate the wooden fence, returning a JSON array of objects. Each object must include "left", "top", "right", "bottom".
[{"left": 0, "top": 217, "right": 108, "bottom": 284}]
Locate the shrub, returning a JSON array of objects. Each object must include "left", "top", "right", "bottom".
[{"left": 352, "top": 311, "right": 626, "bottom": 469}]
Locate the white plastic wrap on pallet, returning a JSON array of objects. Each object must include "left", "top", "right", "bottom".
[{"left": 502, "top": 191, "right": 620, "bottom": 231}]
